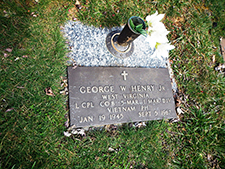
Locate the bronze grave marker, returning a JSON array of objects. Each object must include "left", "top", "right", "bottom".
[{"left": 68, "top": 67, "right": 177, "bottom": 128}]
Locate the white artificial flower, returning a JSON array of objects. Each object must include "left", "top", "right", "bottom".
[
  {"left": 153, "top": 42, "right": 175, "bottom": 59},
  {"left": 147, "top": 21, "right": 168, "bottom": 33},
  {"left": 147, "top": 22, "right": 170, "bottom": 38},
  {"left": 145, "top": 11, "right": 175, "bottom": 57},
  {"left": 146, "top": 28, "right": 169, "bottom": 49},
  {"left": 146, "top": 11, "right": 165, "bottom": 27},
  {"left": 146, "top": 11, "right": 170, "bottom": 48}
]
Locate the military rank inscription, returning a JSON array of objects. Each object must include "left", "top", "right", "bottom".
[{"left": 68, "top": 67, "right": 177, "bottom": 127}]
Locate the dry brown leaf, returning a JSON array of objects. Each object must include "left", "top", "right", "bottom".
[
  {"left": 72, "top": 63, "right": 77, "bottom": 69},
  {"left": 45, "top": 87, "right": 55, "bottom": 96},
  {"left": 75, "top": 0, "right": 81, "bottom": 9},
  {"left": 5, "top": 108, "right": 14, "bottom": 112},
  {"left": 5, "top": 48, "right": 12, "bottom": 52},
  {"left": 71, "top": 58, "right": 78, "bottom": 69},
  {"left": 60, "top": 90, "right": 68, "bottom": 95},
  {"left": 64, "top": 131, "right": 72, "bottom": 137},
  {"left": 17, "top": 86, "right": 25, "bottom": 89},
  {"left": 14, "top": 57, "right": 20, "bottom": 61},
  {"left": 108, "top": 147, "right": 116, "bottom": 152},
  {"left": 60, "top": 76, "right": 68, "bottom": 87},
  {"left": 4, "top": 53, "right": 8, "bottom": 58}
]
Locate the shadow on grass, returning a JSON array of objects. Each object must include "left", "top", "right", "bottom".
[
  {"left": 0, "top": 0, "right": 32, "bottom": 50},
  {"left": 0, "top": 0, "right": 68, "bottom": 168}
]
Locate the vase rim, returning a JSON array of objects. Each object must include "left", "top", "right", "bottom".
[{"left": 128, "top": 16, "right": 146, "bottom": 35}]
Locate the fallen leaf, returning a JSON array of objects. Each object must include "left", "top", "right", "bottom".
[
  {"left": 75, "top": 0, "right": 80, "bottom": 5},
  {"left": 4, "top": 53, "right": 8, "bottom": 57},
  {"left": 105, "top": 124, "right": 111, "bottom": 131},
  {"left": 75, "top": 0, "right": 81, "bottom": 9},
  {"left": 5, "top": 48, "right": 12, "bottom": 52},
  {"left": 169, "top": 118, "right": 180, "bottom": 123},
  {"left": 212, "top": 55, "right": 215, "bottom": 63},
  {"left": 133, "top": 122, "right": 146, "bottom": 128},
  {"left": 207, "top": 154, "right": 212, "bottom": 161},
  {"left": 61, "top": 79, "right": 68, "bottom": 87},
  {"left": 108, "top": 147, "right": 118, "bottom": 153},
  {"left": 61, "top": 82, "right": 68, "bottom": 87},
  {"left": 30, "top": 12, "right": 38, "bottom": 17},
  {"left": 67, "top": 124, "right": 76, "bottom": 131},
  {"left": 176, "top": 107, "right": 184, "bottom": 115},
  {"left": 14, "top": 57, "right": 20, "bottom": 61},
  {"left": 5, "top": 108, "right": 14, "bottom": 112},
  {"left": 108, "top": 147, "right": 115, "bottom": 152},
  {"left": 71, "top": 128, "right": 86, "bottom": 136},
  {"left": 60, "top": 90, "right": 68, "bottom": 95},
  {"left": 64, "top": 119, "right": 69, "bottom": 128},
  {"left": 45, "top": 87, "right": 55, "bottom": 96},
  {"left": 17, "top": 86, "right": 25, "bottom": 89},
  {"left": 72, "top": 61, "right": 77, "bottom": 69},
  {"left": 60, "top": 76, "right": 67, "bottom": 81},
  {"left": 64, "top": 131, "right": 71, "bottom": 137}
]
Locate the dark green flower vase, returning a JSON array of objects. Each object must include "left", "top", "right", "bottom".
[{"left": 106, "top": 16, "right": 146, "bottom": 59}]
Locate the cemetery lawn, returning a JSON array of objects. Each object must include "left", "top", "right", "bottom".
[{"left": 1, "top": 0, "right": 224, "bottom": 168}]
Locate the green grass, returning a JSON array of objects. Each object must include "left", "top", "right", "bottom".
[{"left": 1, "top": 0, "right": 225, "bottom": 168}]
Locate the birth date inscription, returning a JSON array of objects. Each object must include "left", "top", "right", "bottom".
[{"left": 68, "top": 67, "right": 177, "bottom": 127}]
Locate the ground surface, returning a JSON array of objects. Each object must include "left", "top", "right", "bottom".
[{"left": 1, "top": 0, "right": 224, "bottom": 168}]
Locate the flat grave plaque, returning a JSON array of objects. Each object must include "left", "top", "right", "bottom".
[{"left": 68, "top": 67, "right": 177, "bottom": 128}]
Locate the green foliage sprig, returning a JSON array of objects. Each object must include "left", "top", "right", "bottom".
[{"left": 129, "top": 18, "right": 147, "bottom": 36}]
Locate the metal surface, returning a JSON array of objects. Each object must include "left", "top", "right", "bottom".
[
  {"left": 68, "top": 67, "right": 177, "bottom": 128},
  {"left": 106, "top": 30, "right": 134, "bottom": 59},
  {"left": 117, "top": 16, "right": 146, "bottom": 46}
]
